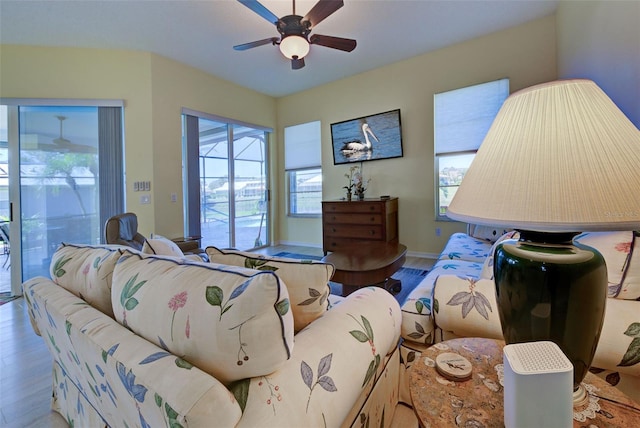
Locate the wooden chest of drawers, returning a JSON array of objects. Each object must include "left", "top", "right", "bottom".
[{"left": 322, "top": 197, "right": 398, "bottom": 253}]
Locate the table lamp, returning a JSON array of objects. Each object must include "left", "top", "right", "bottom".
[{"left": 446, "top": 79, "right": 640, "bottom": 403}]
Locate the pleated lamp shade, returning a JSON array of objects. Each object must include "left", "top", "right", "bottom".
[{"left": 447, "top": 79, "right": 640, "bottom": 232}]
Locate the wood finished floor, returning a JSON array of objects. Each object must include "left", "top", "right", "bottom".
[{"left": 0, "top": 245, "right": 434, "bottom": 427}]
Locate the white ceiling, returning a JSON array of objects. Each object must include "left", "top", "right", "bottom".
[{"left": 0, "top": 0, "right": 559, "bottom": 98}]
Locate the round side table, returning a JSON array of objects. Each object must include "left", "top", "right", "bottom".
[{"left": 409, "top": 337, "right": 640, "bottom": 427}]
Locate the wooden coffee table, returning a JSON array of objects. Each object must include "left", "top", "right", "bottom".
[{"left": 322, "top": 242, "right": 407, "bottom": 296}]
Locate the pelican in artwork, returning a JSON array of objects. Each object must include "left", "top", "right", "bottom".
[{"left": 340, "top": 121, "right": 379, "bottom": 154}]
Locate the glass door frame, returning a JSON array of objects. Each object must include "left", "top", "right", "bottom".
[
  {"left": 2, "top": 98, "right": 123, "bottom": 296},
  {"left": 182, "top": 108, "right": 272, "bottom": 251}
]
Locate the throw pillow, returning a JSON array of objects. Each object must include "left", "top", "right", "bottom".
[
  {"left": 111, "top": 251, "right": 295, "bottom": 385},
  {"left": 205, "top": 246, "right": 334, "bottom": 332},
  {"left": 142, "top": 236, "right": 184, "bottom": 257},
  {"left": 50, "top": 243, "right": 126, "bottom": 317}
]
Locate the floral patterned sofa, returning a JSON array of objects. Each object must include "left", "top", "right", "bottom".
[
  {"left": 23, "top": 243, "right": 414, "bottom": 427},
  {"left": 398, "top": 227, "right": 640, "bottom": 404}
]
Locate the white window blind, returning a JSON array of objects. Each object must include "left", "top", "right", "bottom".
[
  {"left": 435, "top": 78, "right": 509, "bottom": 154},
  {"left": 285, "top": 121, "right": 321, "bottom": 170}
]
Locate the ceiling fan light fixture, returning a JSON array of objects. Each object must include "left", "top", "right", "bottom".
[{"left": 279, "top": 35, "right": 309, "bottom": 60}]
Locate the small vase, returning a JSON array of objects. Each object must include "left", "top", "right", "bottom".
[
  {"left": 357, "top": 192, "right": 365, "bottom": 201},
  {"left": 346, "top": 190, "right": 352, "bottom": 201}
]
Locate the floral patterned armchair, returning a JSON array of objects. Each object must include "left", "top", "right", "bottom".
[{"left": 398, "top": 229, "right": 640, "bottom": 405}]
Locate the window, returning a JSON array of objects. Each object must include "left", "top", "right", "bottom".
[
  {"left": 434, "top": 78, "right": 509, "bottom": 220},
  {"left": 285, "top": 121, "right": 322, "bottom": 216}
]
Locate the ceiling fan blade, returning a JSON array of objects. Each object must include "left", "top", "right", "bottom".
[
  {"left": 237, "top": 0, "right": 280, "bottom": 24},
  {"left": 233, "top": 37, "right": 279, "bottom": 51},
  {"left": 291, "top": 57, "right": 305, "bottom": 70},
  {"left": 303, "top": 0, "right": 344, "bottom": 28},
  {"left": 309, "top": 34, "right": 356, "bottom": 52}
]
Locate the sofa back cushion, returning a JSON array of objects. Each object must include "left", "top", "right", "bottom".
[
  {"left": 575, "top": 231, "right": 640, "bottom": 300},
  {"left": 468, "top": 224, "right": 513, "bottom": 243},
  {"left": 205, "top": 246, "right": 334, "bottom": 332},
  {"left": 111, "top": 251, "right": 295, "bottom": 384},
  {"left": 50, "top": 243, "right": 125, "bottom": 317}
]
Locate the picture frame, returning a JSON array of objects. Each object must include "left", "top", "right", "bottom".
[{"left": 331, "top": 109, "right": 403, "bottom": 165}]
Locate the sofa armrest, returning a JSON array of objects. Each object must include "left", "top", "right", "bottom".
[
  {"left": 593, "top": 297, "right": 640, "bottom": 377},
  {"left": 234, "top": 287, "right": 401, "bottom": 427},
  {"left": 432, "top": 275, "right": 503, "bottom": 340},
  {"left": 23, "top": 278, "right": 243, "bottom": 427}
]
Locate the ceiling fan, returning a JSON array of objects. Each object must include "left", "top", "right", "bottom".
[
  {"left": 233, "top": 0, "right": 357, "bottom": 70},
  {"left": 46, "top": 116, "right": 96, "bottom": 154}
]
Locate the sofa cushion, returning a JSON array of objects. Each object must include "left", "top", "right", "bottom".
[
  {"left": 438, "top": 232, "right": 493, "bottom": 264},
  {"left": 111, "top": 251, "right": 295, "bottom": 384},
  {"left": 50, "top": 243, "right": 125, "bottom": 317},
  {"left": 141, "top": 236, "right": 184, "bottom": 257},
  {"left": 575, "top": 231, "right": 640, "bottom": 300},
  {"left": 205, "top": 246, "right": 334, "bottom": 332},
  {"left": 432, "top": 275, "right": 503, "bottom": 340}
]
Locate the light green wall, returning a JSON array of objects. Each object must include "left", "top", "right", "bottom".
[
  {"left": 148, "top": 54, "right": 276, "bottom": 239},
  {"left": 0, "top": 45, "right": 276, "bottom": 239},
  {"left": 276, "top": 15, "right": 557, "bottom": 256},
  {"left": 556, "top": 0, "right": 640, "bottom": 128}
]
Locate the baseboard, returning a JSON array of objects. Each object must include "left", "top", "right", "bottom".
[
  {"left": 275, "top": 240, "right": 323, "bottom": 249},
  {"left": 407, "top": 250, "right": 439, "bottom": 260}
]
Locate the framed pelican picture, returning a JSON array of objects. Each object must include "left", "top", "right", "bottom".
[{"left": 331, "top": 109, "right": 403, "bottom": 165}]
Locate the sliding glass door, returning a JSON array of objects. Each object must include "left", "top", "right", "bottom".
[
  {"left": 0, "top": 102, "right": 123, "bottom": 296},
  {"left": 183, "top": 112, "right": 270, "bottom": 251},
  {"left": 19, "top": 107, "right": 101, "bottom": 283}
]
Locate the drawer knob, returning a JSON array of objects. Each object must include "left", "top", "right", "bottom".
[
  {"left": 370, "top": 206, "right": 375, "bottom": 211},
  {"left": 370, "top": 217, "right": 375, "bottom": 222},
  {"left": 332, "top": 228, "right": 336, "bottom": 233},
  {"left": 370, "top": 230, "right": 375, "bottom": 235}
]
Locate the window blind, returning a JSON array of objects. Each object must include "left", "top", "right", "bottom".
[
  {"left": 435, "top": 78, "right": 509, "bottom": 155},
  {"left": 285, "top": 121, "right": 321, "bottom": 170}
]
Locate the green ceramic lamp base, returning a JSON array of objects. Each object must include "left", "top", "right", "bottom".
[{"left": 494, "top": 231, "right": 608, "bottom": 393}]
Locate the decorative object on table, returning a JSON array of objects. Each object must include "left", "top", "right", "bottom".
[
  {"left": 446, "top": 79, "right": 640, "bottom": 402},
  {"left": 343, "top": 165, "right": 355, "bottom": 200},
  {"left": 331, "top": 109, "right": 403, "bottom": 165},
  {"left": 343, "top": 164, "right": 370, "bottom": 200},
  {"left": 435, "top": 352, "right": 472, "bottom": 381},
  {"left": 503, "top": 341, "right": 573, "bottom": 427},
  {"left": 353, "top": 164, "right": 369, "bottom": 200}
]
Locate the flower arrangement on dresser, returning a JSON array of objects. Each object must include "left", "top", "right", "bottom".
[
  {"left": 396, "top": 226, "right": 640, "bottom": 405},
  {"left": 344, "top": 164, "right": 370, "bottom": 201}
]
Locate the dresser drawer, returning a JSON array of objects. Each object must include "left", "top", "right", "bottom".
[
  {"left": 324, "top": 237, "right": 381, "bottom": 251},
  {"left": 323, "top": 213, "right": 383, "bottom": 225},
  {"left": 323, "top": 202, "right": 383, "bottom": 214},
  {"left": 324, "top": 224, "right": 382, "bottom": 239}
]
